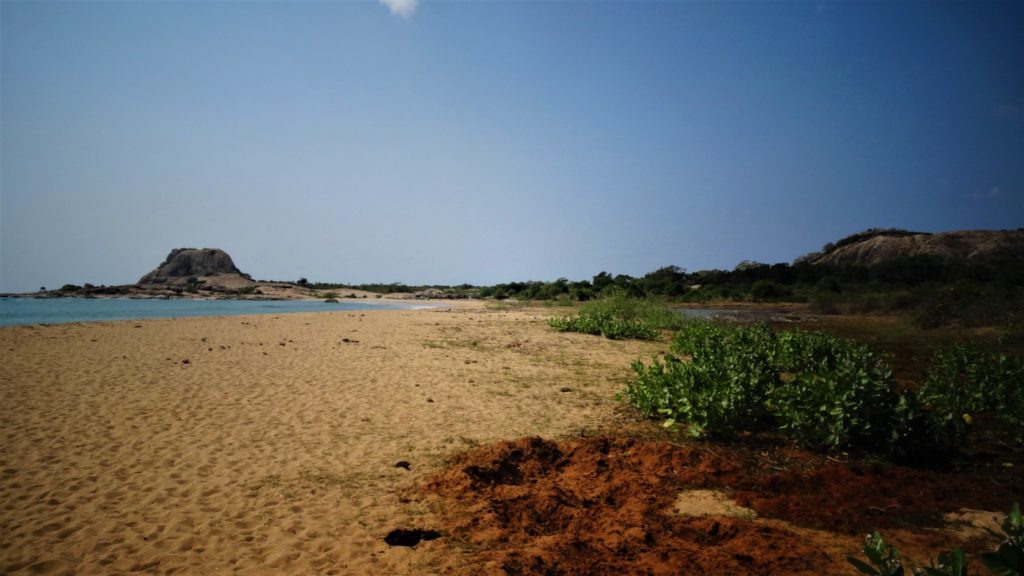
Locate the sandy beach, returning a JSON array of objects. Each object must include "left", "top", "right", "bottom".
[{"left": 0, "top": 304, "right": 661, "bottom": 575}]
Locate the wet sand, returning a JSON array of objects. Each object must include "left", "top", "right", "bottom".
[{"left": 0, "top": 305, "right": 661, "bottom": 574}]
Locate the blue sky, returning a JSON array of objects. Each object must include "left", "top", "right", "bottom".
[{"left": 2, "top": 0, "right": 1022, "bottom": 292}]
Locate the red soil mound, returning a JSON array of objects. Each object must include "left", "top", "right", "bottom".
[{"left": 425, "top": 436, "right": 1022, "bottom": 575}]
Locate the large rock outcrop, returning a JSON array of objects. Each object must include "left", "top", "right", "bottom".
[
  {"left": 138, "top": 248, "right": 254, "bottom": 287},
  {"left": 798, "top": 229, "right": 1024, "bottom": 269}
]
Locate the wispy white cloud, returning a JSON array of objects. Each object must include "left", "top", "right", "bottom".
[{"left": 379, "top": 0, "right": 418, "bottom": 19}]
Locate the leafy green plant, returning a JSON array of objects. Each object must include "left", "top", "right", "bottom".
[
  {"left": 848, "top": 504, "right": 1022, "bottom": 576},
  {"left": 626, "top": 321, "right": 777, "bottom": 438},
  {"left": 548, "top": 290, "right": 680, "bottom": 340},
  {"left": 768, "top": 365, "right": 899, "bottom": 452},
  {"left": 848, "top": 531, "right": 966, "bottom": 576},
  {"left": 625, "top": 353, "right": 772, "bottom": 438},
  {"left": 916, "top": 549, "right": 968, "bottom": 576},
  {"left": 982, "top": 502, "right": 1023, "bottom": 576},
  {"left": 920, "top": 346, "right": 1024, "bottom": 445},
  {"left": 766, "top": 335, "right": 919, "bottom": 453},
  {"left": 549, "top": 311, "right": 661, "bottom": 340},
  {"left": 848, "top": 530, "right": 906, "bottom": 576},
  {"left": 627, "top": 321, "right": 919, "bottom": 453}
]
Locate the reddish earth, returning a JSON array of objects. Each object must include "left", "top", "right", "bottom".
[{"left": 424, "top": 436, "right": 1023, "bottom": 575}]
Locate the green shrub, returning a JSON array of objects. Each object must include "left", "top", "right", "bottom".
[
  {"left": 548, "top": 290, "right": 680, "bottom": 340},
  {"left": 625, "top": 352, "right": 774, "bottom": 438},
  {"left": 626, "top": 321, "right": 921, "bottom": 454},
  {"left": 626, "top": 320, "right": 1024, "bottom": 454},
  {"left": 549, "top": 311, "right": 660, "bottom": 340},
  {"left": 767, "top": 355, "right": 903, "bottom": 452},
  {"left": 919, "top": 345, "right": 1024, "bottom": 445},
  {"left": 751, "top": 280, "right": 788, "bottom": 301}
]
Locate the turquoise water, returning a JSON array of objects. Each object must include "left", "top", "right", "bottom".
[{"left": 0, "top": 297, "right": 439, "bottom": 327}]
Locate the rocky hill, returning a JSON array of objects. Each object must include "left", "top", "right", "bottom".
[
  {"left": 137, "top": 248, "right": 254, "bottom": 289},
  {"left": 798, "top": 229, "right": 1024, "bottom": 269}
]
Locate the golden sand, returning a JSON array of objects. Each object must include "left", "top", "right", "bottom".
[{"left": 0, "top": 305, "right": 661, "bottom": 574}]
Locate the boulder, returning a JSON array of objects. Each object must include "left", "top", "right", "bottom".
[{"left": 138, "top": 248, "right": 254, "bottom": 288}]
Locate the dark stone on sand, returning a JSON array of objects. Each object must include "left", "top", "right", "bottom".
[{"left": 384, "top": 528, "right": 441, "bottom": 547}]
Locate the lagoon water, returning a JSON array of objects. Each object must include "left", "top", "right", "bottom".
[{"left": 0, "top": 297, "right": 437, "bottom": 327}]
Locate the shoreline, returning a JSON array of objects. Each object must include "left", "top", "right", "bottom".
[
  {"left": 1, "top": 277, "right": 477, "bottom": 304},
  {"left": 0, "top": 297, "right": 476, "bottom": 328}
]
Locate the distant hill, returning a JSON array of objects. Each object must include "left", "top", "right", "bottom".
[
  {"left": 797, "top": 229, "right": 1024, "bottom": 269},
  {"left": 138, "top": 248, "right": 254, "bottom": 289}
]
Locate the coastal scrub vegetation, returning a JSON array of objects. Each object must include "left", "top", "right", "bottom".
[
  {"left": 256, "top": 228, "right": 1022, "bottom": 332},
  {"left": 919, "top": 345, "right": 1024, "bottom": 446},
  {"left": 623, "top": 320, "right": 1024, "bottom": 456},
  {"left": 442, "top": 254, "right": 1020, "bottom": 331},
  {"left": 547, "top": 289, "right": 682, "bottom": 340}
]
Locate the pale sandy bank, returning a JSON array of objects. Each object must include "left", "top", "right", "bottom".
[{"left": 0, "top": 305, "right": 661, "bottom": 575}]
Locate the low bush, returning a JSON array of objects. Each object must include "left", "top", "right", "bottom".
[
  {"left": 751, "top": 280, "right": 789, "bottom": 301},
  {"left": 626, "top": 321, "right": 930, "bottom": 454},
  {"left": 625, "top": 352, "right": 773, "bottom": 438},
  {"left": 767, "top": 359, "right": 906, "bottom": 452},
  {"left": 919, "top": 345, "right": 1024, "bottom": 445},
  {"left": 548, "top": 290, "right": 681, "bottom": 340},
  {"left": 626, "top": 320, "right": 1024, "bottom": 453},
  {"left": 550, "top": 311, "right": 660, "bottom": 340}
]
